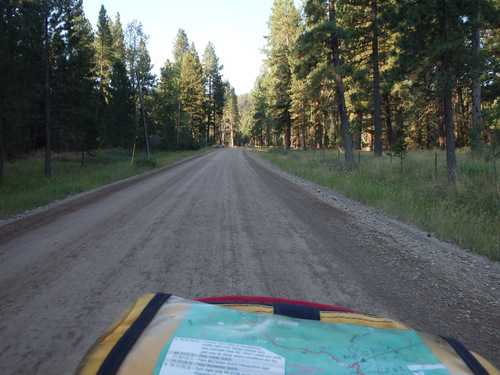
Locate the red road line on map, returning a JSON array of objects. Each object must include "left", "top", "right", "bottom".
[
  {"left": 262, "top": 332, "right": 366, "bottom": 375},
  {"left": 237, "top": 310, "right": 365, "bottom": 374}
]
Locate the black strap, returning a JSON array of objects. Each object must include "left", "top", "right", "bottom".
[
  {"left": 440, "top": 336, "right": 490, "bottom": 375},
  {"left": 97, "top": 293, "right": 171, "bottom": 375},
  {"left": 273, "top": 302, "right": 320, "bottom": 320}
]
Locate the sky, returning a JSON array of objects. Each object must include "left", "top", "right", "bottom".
[{"left": 82, "top": 0, "right": 302, "bottom": 96}]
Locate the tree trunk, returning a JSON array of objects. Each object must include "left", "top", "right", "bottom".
[
  {"left": 220, "top": 121, "right": 225, "bottom": 146},
  {"left": 355, "top": 110, "right": 363, "bottom": 150},
  {"left": 136, "top": 70, "right": 150, "bottom": 157},
  {"left": 285, "top": 122, "right": 291, "bottom": 149},
  {"left": 372, "top": 0, "right": 383, "bottom": 157},
  {"left": 444, "top": 87, "right": 458, "bottom": 183},
  {"left": 266, "top": 121, "right": 271, "bottom": 147},
  {"left": 44, "top": 14, "right": 51, "bottom": 178},
  {"left": 177, "top": 100, "right": 181, "bottom": 144},
  {"left": 302, "top": 121, "right": 306, "bottom": 150},
  {"left": 207, "top": 77, "right": 212, "bottom": 146},
  {"left": 230, "top": 111, "right": 234, "bottom": 148},
  {"left": 329, "top": 0, "right": 354, "bottom": 167},
  {"left": 323, "top": 119, "right": 328, "bottom": 149},
  {"left": 471, "top": 7, "right": 482, "bottom": 157},
  {"left": 438, "top": 101, "right": 446, "bottom": 150},
  {"left": 95, "top": 44, "right": 104, "bottom": 132},
  {"left": 383, "top": 92, "right": 393, "bottom": 148},
  {"left": 456, "top": 85, "right": 467, "bottom": 149},
  {"left": 0, "top": 116, "right": 4, "bottom": 185},
  {"left": 439, "top": 1, "right": 458, "bottom": 184}
]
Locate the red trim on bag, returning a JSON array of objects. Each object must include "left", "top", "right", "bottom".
[{"left": 194, "top": 296, "right": 361, "bottom": 313}]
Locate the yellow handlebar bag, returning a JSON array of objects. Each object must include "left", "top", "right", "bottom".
[{"left": 75, "top": 293, "right": 499, "bottom": 375}]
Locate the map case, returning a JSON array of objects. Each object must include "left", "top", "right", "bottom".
[{"left": 153, "top": 301, "right": 449, "bottom": 375}]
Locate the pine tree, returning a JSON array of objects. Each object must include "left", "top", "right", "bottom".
[
  {"left": 125, "top": 20, "right": 154, "bottom": 90},
  {"left": 125, "top": 20, "right": 155, "bottom": 155},
  {"left": 470, "top": 2, "right": 483, "bottom": 157},
  {"left": 111, "top": 13, "right": 126, "bottom": 62},
  {"left": 265, "top": 0, "right": 302, "bottom": 149},
  {"left": 222, "top": 83, "right": 239, "bottom": 147},
  {"left": 154, "top": 60, "right": 180, "bottom": 150},
  {"left": 394, "top": 0, "right": 483, "bottom": 183},
  {"left": 481, "top": 7, "right": 500, "bottom": 110},
  {"left": 371, "top": 0, "right": 383, "bottom": 156},
  {"left": 203, "top": 42, "right": 224, "bottom": 145},
  {"left": 238, "top": 94, "right": 253, "bottom": 146},
  {"left": 67, "top": 0, "right": 97, "bottom": 163},
  {"left": 329, "top": 0, "right": 355, "bottom": 166},
  {"left": 104, "top": 12, "right": 135, "bottom": 148},
  {"left": 251, "top": 73, "right": 273, "bottom": 147},
  {"left": 179, "top": 43, "right": 205, "bottom": 147},
  {"left": 168, "top": 29, "right": 190, "bottom": 145},
  {"left": 41, "top": 0, "right": 54, "bottom": 177},
  {"left": 173, "top": 29, "right": 189, "bottom": 66},
  {"left": 94, "top": 6, "right": 113, "bottom": 131},
  {"left": 290, "top": 72, "right": 312, "bottom": 149},
  {"left": 297, "top": 0, "right": 343, "bottom": 149},
  {"left": 0, "top": 0, "right": 42, "bottom": 183},
  {"left": 298, "top": 0, "right": 354, "bottom": 166},
  {"left": 212, "top": 70, "right": 226, "bottom": 146},
  {"left": 468, "top": 0, "right": 500, "bottom": 156},
  {"left": 106, "top": 60, "right": 135, "bottom": 148},
  {"left": 47, "top": 0, "right": 96, "bottom": 164},
  {"left": 339, "top": 0, "right": 391, "bottom": 155}
]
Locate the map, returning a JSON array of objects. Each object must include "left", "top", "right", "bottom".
[{"left": 153, "top": 302, "right": 450, "bottom": 375}]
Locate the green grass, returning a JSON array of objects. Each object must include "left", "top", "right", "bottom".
[
  {"left": 256, "top": 148, "right": 500, "bottom": 262},
  {"left": 0, "top": 148, "right": 209, "bottom": 220}
]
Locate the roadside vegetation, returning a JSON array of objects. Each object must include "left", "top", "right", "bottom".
[
  {"left": 257, "top": 148, "right": 500, "bottom": 262},
  {"left": 0, "top": 148, "right": 208, "bottom": 220}
]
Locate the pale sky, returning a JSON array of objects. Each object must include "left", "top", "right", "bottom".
[{"left": 83, "top": 0, "right": 302, "bottom": 95}]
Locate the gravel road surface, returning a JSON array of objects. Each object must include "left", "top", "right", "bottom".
[{"left": 0, "top": 148, "right": 499, "bottom": 373}]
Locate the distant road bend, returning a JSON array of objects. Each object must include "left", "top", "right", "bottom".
[{"left": 0, "top": 148, "right": 499, "bottom": 373}]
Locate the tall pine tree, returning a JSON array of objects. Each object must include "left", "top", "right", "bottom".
[
  {"left": 153, "top": 60, "right": 180, "bottom": 150},
  {"left": 49, "top": 0, "right": 96, "bottom": 165},
  {"left": 94, "top": 5, "right": 113, "bottom": 135},
  {"left": 298, "top": 0, "right": 354, "bottom": 166},
  {"left": 203, "top": 42, "right": 224, "bottom": 145},
  {"left": 0, "top": 0, "right": 42, "bottom": 183},
  {"left": 222, "top": 82, "right": 239, "bottom": 147},
  {"left": 265, "top": 0, "right": 302, "bottom": 149},
  {"left": 251, "top": 71, "right": 273, "bottom": 147},
  {"left": 394, "top": 0, "right": 484, "bottom": 183},
  {"left": 179, "top": 43, "right": 205, "bottom": 147},
  {"left": 104, "top": 13, "right": 135, "bottom": 148}
]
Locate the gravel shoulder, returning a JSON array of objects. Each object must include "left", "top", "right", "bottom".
[{"left": 0, "top": 148, "right": 498, "bottom": 373}]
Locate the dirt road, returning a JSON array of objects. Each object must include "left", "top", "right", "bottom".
[{"left": 0, "top": 148, "right": 499, "bottom": 373}]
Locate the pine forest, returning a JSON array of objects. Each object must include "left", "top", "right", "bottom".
[{"left": 1, "top": 0, "right": 500, "bottom": 185}]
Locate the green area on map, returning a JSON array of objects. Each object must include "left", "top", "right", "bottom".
[{"left": 157, "top": 302, "right": 449, "bottom": 375}]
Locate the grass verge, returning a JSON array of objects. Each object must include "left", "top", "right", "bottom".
[
  {"left": 256, "top": 148, "right": 500, "bottom": 262},
  {"left": 0, "top": 148, "right": 209, "bottom": 220}
]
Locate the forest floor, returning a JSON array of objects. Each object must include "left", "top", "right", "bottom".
[{"left": 0, "top": 148, "right": 499, "bottom": 374}]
